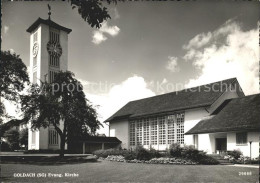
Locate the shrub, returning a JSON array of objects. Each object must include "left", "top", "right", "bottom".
[
  {"left": 181, "top": 145, "right": 200, "bottom": 160},
  {"left": 227, "top": 149, "right": 242, "bottom": 159},
  {"left": 93, "top": 148, "right": 130, "bottom": 158},
  {"left": 0, "top": 141, "right": 11, "bottom": 151},
  {"left": 124, "top": 153, "right": 137, "bottom": 160},
  {"left": 197, "top": 155, "right": 219, "bottom": 165},
  {"left": 168, "top": 143, "right": 219, "bottom": 165},
  {"left": 135, "top": 146, "right": 151, "bottom": 160},
  {"left": 19, "top": 128, "right": 28, "bottom": 148},
  {"left": 169, "top": 143, "right": 182, "bottom": 157},
  {"left": 4, "top": 129, "right": 20, "bottom": 150},
  {"left": 149, "top": 146, "right": 162, "bottom": 158}
]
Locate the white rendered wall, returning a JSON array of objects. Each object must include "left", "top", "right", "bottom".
[
  {"left": 39, "top": 127, "right": 49, "bottom": 149},
  {"left": 28, "top": 25, "right": 41, "bottom": 150},
  {"left": 197, "top": 134, "right": 212, "bottom": 153},
  {"left": 28, "top": 125, "right": 40, "bottom": 150},
  {"left": 59, "top": 29, "right": 68, "bottom": 71},
  {"left": 184, "top": 108, "right": 209, "bottom": 146},
  {"left": 227, "top": 132, "right": 259, "bottom": 158},
  {"left": 110, "top": 120, "right": 129, "bottom": 149},
  {"left": 39, "top": 24, "right": 49, "bottom": 83}
]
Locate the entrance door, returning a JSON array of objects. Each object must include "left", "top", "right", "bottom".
[{"left": 216, "top": 138, "right": 227, "bottom": 154}]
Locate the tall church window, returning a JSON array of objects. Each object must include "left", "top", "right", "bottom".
[
  {"left": 176, "top": 113, "right": 185, "bottom": 144},
  {"left": 143, "top": 118, "right": 149, "bottom": 145},
  {"left": 150, "top": 117, "right": 157, "bottom": 145},
  {"left": 48, "top": 129, "right": 59, "bottom": 145},
  {"left": 129, "top": 121, "right": 135, "bottom": 146},
  {"left": 158, "top": 116, "right": 166, "bottom": 145},
  {"left": 129, "top": 113, "right": 185, "bottom": 147},
  {"left": 49, "top": 70, "right": 58, "bottom": 83},
  {"left": 136, "top": 119, "right": 143, "bottom": 145},
  {"left": 167, "top": 115, "right": 175, "bottom": 145}
]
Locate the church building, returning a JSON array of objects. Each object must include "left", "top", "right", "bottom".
[
  {"left": 105, "top": 78, "right": 260, "bottom": 158},
  {"left": 26, "top": 16, "right": 72, "bottom": 150}
]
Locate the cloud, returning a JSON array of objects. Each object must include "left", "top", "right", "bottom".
[
  {"left": 100, "top": 22, "right": 120, "bottom": 36},
  {"left": 92, "top": 21, "right": 120, "bottom": 45},
  {"left": 92, "top": 31, "right": 107, "bottom": 45},
  {"left": 183, "top": 19, "right": 259, "bottom": 95},
  {"left": 113, "top": 8, "right": 120, "bottom": 19},
  {"left": 183, "top": 18, "right": 241, "bottom": 50},
  {"left": 166, "top": 56, "right": 180, "bottom": 72},
  {"left": 4, "top": 25, "right": 9, "bottom": 34},
  {"left": 183, "top": 32, "right": 212, "bottom": 50},
  {"left": 82, "top": 76, "right": 155, "bottom": 135}
]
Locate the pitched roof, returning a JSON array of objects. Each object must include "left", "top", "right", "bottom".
[
  {"left": 185, "top": 94, "right": 260, "bottom": 134},
  {"left": 26, "top": 18, "right": 72, "bottom": 33},
  {"left": 105, "top": 78, "right": 242, "bottom": 122},
  {"left": 78, "top": 136, "right": 121, "bottom": 143}
]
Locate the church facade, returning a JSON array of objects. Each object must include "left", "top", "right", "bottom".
[
  {"left": 26, "top": 17, "right": 72, "bottom": 150},
  {"left": 106, "top": 78, "right": 260, "bottom": 158}
]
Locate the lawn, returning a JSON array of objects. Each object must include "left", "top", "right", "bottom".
[{"left": 1, "top": 160, "right": 258, "bottom": 182}]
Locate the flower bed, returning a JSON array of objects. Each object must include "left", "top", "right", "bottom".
[
  {"left": 100, "top": 155, "right": 198, "bottom": 165},
  {"left": 94, "top": 144, "right": 219, "bottom": 165},
  {"left": 224, "top": 154, "right": 259, "bottom": 164}
]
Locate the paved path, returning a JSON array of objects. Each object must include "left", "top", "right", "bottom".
[{"left": 227, "top": 164, "right": 259, "bottom": 169}]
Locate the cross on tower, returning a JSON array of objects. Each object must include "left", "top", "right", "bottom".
[{"left": 48, "top": 4, "right": 51, "bottom": 20}]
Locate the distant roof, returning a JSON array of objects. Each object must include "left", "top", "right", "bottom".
[
  {"left": 186, "top": 94, "right": 260, "bottom": 134},
  {"left": 26, "top": 18, "right": 72, "bottom": 33},
  {"left": 105, "top": 78, "right": 244, "bottom": 122},
  {"left": 78, "top": 136, "right": 121, "bottom": 143}
]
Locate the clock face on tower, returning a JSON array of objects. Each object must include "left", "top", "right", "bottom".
[
  {"left": 32, "top": 42, "right": 39, "bottom": 57},
  {"left": 47, "top": 41, "right": 62, "bottom": 57}
]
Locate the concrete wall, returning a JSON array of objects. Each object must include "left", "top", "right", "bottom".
[
  {"left": 227, "top": 132, "right": 259, "bottom": 158},
  {"left": 109, "top": 120, "right": 129, "bottom": 149}
]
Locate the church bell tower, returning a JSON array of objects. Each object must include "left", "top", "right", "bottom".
[{"left": 26, "top": 7, "right": 72, "bottom": 150}]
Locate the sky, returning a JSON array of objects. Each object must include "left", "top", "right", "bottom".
[{"left": 2, "top": 1, "right": 260, "bottom": 135}]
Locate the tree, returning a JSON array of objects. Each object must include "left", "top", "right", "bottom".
[
  {"left": 19, "top": 128, "right": 28, "bottom": 148},
  {"left": 0, "top": 51, "right": 29, "bottom": 123},
  {"left": 21, "top": 71, "right": 101, "bottom": 157},
  {"left": 70, "top": 0, "right": 117, "bottom": 29},
  {"left": 4, "top": 128, "right": 20, "bottom": 150}
]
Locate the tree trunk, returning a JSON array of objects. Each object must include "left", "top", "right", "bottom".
[{"left": 59, "top": 134, "right": 66, "bottom": 158}]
